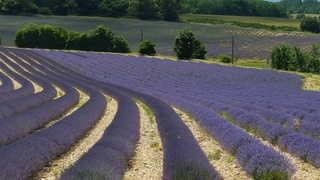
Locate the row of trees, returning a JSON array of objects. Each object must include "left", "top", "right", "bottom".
[
  {"left": 14, "top": 24, "right": 130, "bottom": 53},
  {"left": 13, "top": 24, "right": 207, "bottom": 59},
  {"left": 0, "top": 0, "right": 182, "bottom": 21},
  {"left": 183, "top": 0, "right": 288, "bottom": 17},
  {"left": 280, "top": 0, "right": 320, "bottom": 14},
  {"left": 0, "top": 0, "right": 289, "bottom": 20},
  {"left": 271, "top": 44, "right": 320, "bottom": 74}
]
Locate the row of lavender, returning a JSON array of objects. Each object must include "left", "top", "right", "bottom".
[
  {"left": 35, "top": 49, "right": 319, "bottom": 178},
  {"left": 0, "top": 48, "right": 110, "bottom": 179},
  {"left": 22, "top": 49, "right": 222, "bottom": 179},
  {"left": 0, "top": 47, "right": 223, "bottom": 179}
]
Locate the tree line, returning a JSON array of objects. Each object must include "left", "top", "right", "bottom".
[
  {"left": 280, "top": 0, "right": 320, "bottom": 14},
  {"left": 182, "top": 0, "right": 287, "bottom": 17},
  {"left": 271, "top": 44, "right": 320, "bottom": 74},
  {"left": 14, "top": 24, "right": 130, "bottom": 53},
  {"left": 0, "top": 0, "right": 288, "bottom": 21}
]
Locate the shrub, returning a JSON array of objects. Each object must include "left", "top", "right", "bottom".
[
  {"left": 305, "top": 44, "right": 320, "bottom": 73},
  {"left": 112, "top": 35, "right": 130, "bottom": 53},
  {"left": 192, "top": 39, "right": 207, "bottom": 59},
  {"left": 138, "top": 40, "right": 156, "bottom": 55},
  {"left": 14, "top": 23, "right": 40, "bottom": 48},
  {"left": 14, "top": 24, "right": 130, "bottom": 53},
  {"left": 38, "top": 25, "right": 68, "bottom": 49},
  {"left": 87, "top": 25, "right": 115, "bottom": 52},
  {"left": 300, "top": 17, "right": 320, "bottom": 33},
  {"left": 65, "top": 31, "right": 81, "bottom": 50},
  {"left": 219, "top": 54, "right": 232, "bottom": 63},
  {"left": 173, "top": 28, "right": 207, "bottom": 60},
  {"left": 270, "top": 44, "right": 307, "bottom": 72}
]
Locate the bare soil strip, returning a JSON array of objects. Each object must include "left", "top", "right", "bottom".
[
  {"left": 123, "top": 101, "right": 163, "bottom": 180},
  {"left": 31, "top": 96, "right": 117, "bottom": 180}
]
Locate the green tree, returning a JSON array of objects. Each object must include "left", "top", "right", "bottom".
[
  {"left": 98, "top": 0, "right": 129, "bottom": 17},
  {"left": 157, "top": 0, "right": 182, "bottom": 21},
  {"left": 14, "top": 23, "right": 40, "bottom": 48},
  {"left": 192, "top": 39, "right": 207, "bottom": 59},
  {"left": 87, "top": 25, "right": 115, "bottom": 52},
  {"left": 173, "top": 28, "right": 207, "bottom": 60},
  {"left": 306, "top": 44, "right": 320, "bottom": 73},
  {"left": 37, "top": 25, "right": 68, "bottom": 49},
  {"left": 300, "top": 16, "right": 320, "bottom": 33},
  {"left": 0, "top": 0, "right": 38, "bottom": 14},
  {"left": 270, "top": 44, "right": 306, "bottom": 71},
  {"left": 65, "top": 31, "right": 81, "bottom": 50},
  {"left": 112, "top": 35, "right": 130, "bottom": 53},
  {"left": 128, "top": 0, "right": 158, "bottom": 19},
  {"left": 75, "top": 0, "right": 99, "bottom": 15},
  {"left": 139, "top": 40, "right": 156, "bottom": 55}
]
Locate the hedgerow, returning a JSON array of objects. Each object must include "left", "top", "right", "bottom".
[{"left": 14, "top": 24, "right": 130, "bottom": 53}]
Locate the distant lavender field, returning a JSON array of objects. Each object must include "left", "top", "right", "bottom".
[{"left": 2, "top": 15, "right": 320, "bottom": 59}]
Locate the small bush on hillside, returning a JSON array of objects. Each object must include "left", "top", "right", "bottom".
[
  {"left": 38, "top": 25, "right": 68, "bottom": 49},
  {"left": 305, "top": 44, "right": 320, "bottom": 74},
  {"left": 300, "top": 17, "right": 320, "bottom": 33},
  {"left": 14, "top": 23, "right": 68, "bottom": 49},
  {"left": 269, "top": 44, "right": 320, "bottom": 74},
  {"left": 173, "top": 28, "right": 207, "bottom": 60},
  {"left": 219, "top": 54, "right": 232, "bottom": 63},
  {"left": 14, "top": 23, "right": 40, "bottom": 48},
  {"left": 112, "top": 35, "right": 130, "bottom": 53},
  {"left": 270, "top": 44, "right": 306, "bottom": 72},
  {"left": 87, "top": 25, "right": 115, "bottom": 52},
  {"left": 138, "top": 40, "right": 156, "bottom": 55},
  {"left": 192, "top": 39, "right": 207, "bottom": 59}
]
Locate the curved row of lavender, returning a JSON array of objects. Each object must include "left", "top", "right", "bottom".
[
  {"left": 0, "top": 71, "right": 14, "bottom": 93},
  {"left": 33, "top": 49, "right": 305, "bottom": 178},
  {"left": 0, "top": 48, "right": 108, "bottom": 179},
  {"left": 0, "top": 54, "right": 35, "bottom": 103},
  {"left": 24, "top": 49, "right": 222, "bottom": 180},
  {"left": 16, "top": 49, "right": 142, "bottom": 179},
  {"left": 0, "top": 50, "right": 79, "bottom": 147},
  {"left": 0, "top": 52, "right": 57, "bottom": 119}
]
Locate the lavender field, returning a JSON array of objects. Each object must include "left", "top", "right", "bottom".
[
  {"left": 2, "top": 15, "right": 320, "bottom": 59},
  {"left": 1, "top": 46, "right": 320, "bottom": 179}
]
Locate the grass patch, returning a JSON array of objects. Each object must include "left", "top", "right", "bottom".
[
  {"left": 134, "top": 99, "right": 155, "bottom": 124},
  {"left": 208, "top": 150, "right": 222, "bottom": 161},
  {"left": 172, "top": 164, "right": 212, "bottom": 180},
  {"left": 220, "top": 111, "right": 237, "bottom": 124},
  {"left": 150, "top": 141, "right": 159, "bottom": 149},
  {"left": 235, "top": 59, "right": 270, "bottom": 69},
  {"left": 181, "top": 14, "right": 301, "bottom": 30}
]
